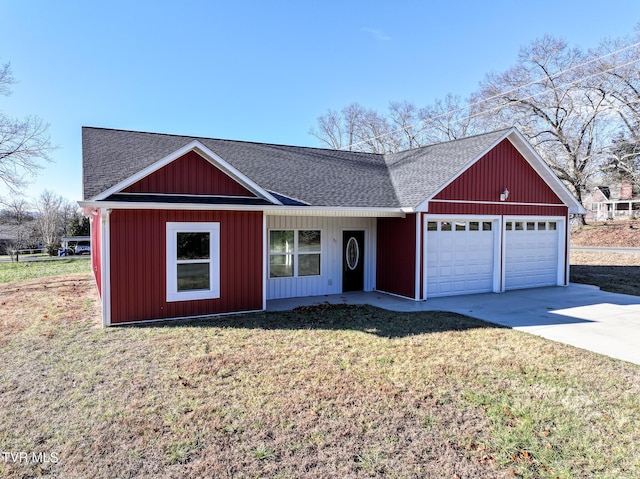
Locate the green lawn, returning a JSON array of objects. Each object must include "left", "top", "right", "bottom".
[
  {"left": 1, "top": 279, "right": 638, "bottom": 478},
  {"left": 0, "top": 257, "right": 91, "bottom": 283}
]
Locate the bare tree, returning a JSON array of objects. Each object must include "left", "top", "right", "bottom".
[
  {"left": 418, "top": 93, "right": 485, "bottom": 144},
  {"left": 0, "top": 195, "right": 36, "bottom": 261},
  {"left": 0, "top": 62, "right": 54, "bottom": 193},
  {"left": 310, "top": 103, "right": 400, "bottom": 153},
  {"left": 34, "top": 190, "right": 65, "bottom": 251},
  {"left": 476, "top": 36, "right": 614, "bottom": 223}
]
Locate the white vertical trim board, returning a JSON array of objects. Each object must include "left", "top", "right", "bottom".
[
  {"left": 262, "top": 213, "right": 267, "bottom": 310},
  {"left": 414, "top": 214, "right": 421, "bottom": 300},
  {"left": 100, "top": 208, "right": 112, "bottom": 327}
]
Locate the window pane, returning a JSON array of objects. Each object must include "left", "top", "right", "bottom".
[
  {"left": 270, "top": 231, "right": 294, "bottom": 253},
  {"left": 427, "top": 221, "right": 437, "bottom": 231},
  {"left": 506, "top": 222, "right": 512, "bottom": 231},
  {"left": 455, "top": 221, "right": 466, "bottom": 231},
  {"left": 298, "top": 230, "right": 321, "bottom": 252},
  {"left": 515, "top": 222, "right": 524, "bottom": 231},
  {"left": 441, "top": 221, "right": 452, "bottom": 231},
  {"left": 177, "top": 263, "right": 210, "bottom": 291},
  {"left": 483, "top": 222, "right": 492, "bottom": 231},
  {"left": 299, "top": 254, "right": 320, "bottom": 276},
  {"left": 538, "top": 222, "right": 546, "bottom": 230},
  {"left": 527, "top": 222, "right": 535, "bottom": 231},
  {"left": 469, "top": 221, "right": 479, "bottom": 231},
  {"left": 270, "top": 254, "right": 294, "bottom": 277},
  {"left": 177, "top": 232, "right": 209, "bottom": 260},
  {"left": 548, "top": 222, "right": 557, "bottom": 230}
]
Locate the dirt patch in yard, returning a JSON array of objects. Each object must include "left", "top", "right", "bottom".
[{"left": 0, "top": 273, "right": 100, "bottom": 338}]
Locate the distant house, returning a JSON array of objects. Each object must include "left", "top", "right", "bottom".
[
  {"left": 79, "top": 126, "right": 585, "bottom": 326},
  {"left": 584, "top": 180, "right": 640, "bottom": 221}
]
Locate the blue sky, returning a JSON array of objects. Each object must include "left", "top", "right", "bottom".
[{"left": 2, "top": 0, "right": 639, "bottom": 203}]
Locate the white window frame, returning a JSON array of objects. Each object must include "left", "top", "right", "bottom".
[
  {"left": 166, "top": 222, "right": 220, "bottom": 302},
  {"left": 268, "top": 229, "right": 322, "bottom": 278}
]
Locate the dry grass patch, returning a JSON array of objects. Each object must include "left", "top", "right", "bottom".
[
  {"left": 570, "top": 251, "right": 640, "bottom": 295},
  {"left": 1, "top": 276, "right": 639, "bottom": 478}
]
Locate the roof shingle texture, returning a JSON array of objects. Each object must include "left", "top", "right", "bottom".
[{"left": 82, "top": 127, "right": 510, "bottom": 208}]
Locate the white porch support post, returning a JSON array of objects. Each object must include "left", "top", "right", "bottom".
[
  {"left": 415, "top": 213, "right": 421, "bottom": 300},
  {"left": 101, "top": 208, "right": 112, "bottom": 327},
  {"left": 262, "top": 213, "right": 267, "bottom": 311}
]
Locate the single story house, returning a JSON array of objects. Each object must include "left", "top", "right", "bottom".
[{"left": 79, "top": 126, "right": 585, "bottom": 326}]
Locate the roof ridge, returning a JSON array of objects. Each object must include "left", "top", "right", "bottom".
[
  {"left": 81, "top": 126, "right": 385, "bottom": 157},
  {"left": 385, "top": 127, "right": 513, "bottom": 158}
]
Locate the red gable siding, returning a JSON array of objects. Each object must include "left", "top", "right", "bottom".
[
  {"left": 108, "top": 209, "right": 263, "bottom": 323},
  {"left": 434, "top": 139, "right": 563, "bottom": 204},
  {"left": 430, "top": 139, "right": 567, "bottom": 216},
  {"left": 122, "top": 150, "right": 255, "bottom": 196},
  {"left": 376, "top": 215, "right": 416, "bottom": 298}
]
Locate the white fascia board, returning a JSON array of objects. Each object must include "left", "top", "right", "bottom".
[
  {"left": 414, "top": 129, "right": 515, "bottom": 212},
  {"left": 78, "top": 200, "right": 408, "bottom": 217},
  {"left": 92, "top": 140, "right": 283, "bottom": 205}
]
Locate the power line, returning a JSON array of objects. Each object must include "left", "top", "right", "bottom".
[{"left": 340, "top": 39, "right": 640, "bottom": 151}]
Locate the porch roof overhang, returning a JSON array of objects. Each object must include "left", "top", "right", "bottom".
[{"left": 78, "top": 200, "right": 410, "bottom": 218}]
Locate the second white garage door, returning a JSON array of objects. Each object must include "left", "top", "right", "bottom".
[
  {"left": 504, "top": 219, "right": 561, "bottom": 290},
  {"left": 426, "top": 219, "right": 496, "bottom": 297}
]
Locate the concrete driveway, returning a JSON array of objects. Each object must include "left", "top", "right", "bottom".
[{"left": 268, "top": 284, "right": 640, "bottom": 365}]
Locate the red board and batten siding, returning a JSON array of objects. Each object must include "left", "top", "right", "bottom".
[
  {"left": 122, "top": 151, "right": 255, "bottom": 197},
  {"left": 430, "top": 139, "right": 567, "bottom": 216},
  {"left": 108, "top": 209, "right": 263, "bottom": 324},
  {"left": 90, "top": 210, "right": 102, "bottom": 294},
  {"left": 376, "top": 215, "right": 416, "bottom": 299}
]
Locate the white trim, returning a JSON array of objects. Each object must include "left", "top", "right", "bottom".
[
  {"left": 78, "top": 200, "right": 407, "bottom": 217},
  {"left": 100, "top": 208, "right": 111, "bottom": 327},
  {"left": 414, "top": 213, "right": 421, "bottom": 300},
  {"left": 427, "top": 199, "right": 569, "bottom": 208},
  {"left": 109, "top": 308, "right": 264, "bottom": 326},
  {"left": 166, "top": 222, "right": 221, "bottom": 302},
  {"left": 268, "top": 228, "right": 322, "bottom": 279},
  {"left": 93, "top": 140, "right": 283, "bottom": 205},
  {"left": 262, "top": 213, "right": 267, "bottom": 311}
]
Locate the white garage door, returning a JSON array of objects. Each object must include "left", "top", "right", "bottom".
[
  {"left": 504, "top": 219, "right": 561, "bottom": 290},
  {"left": 426, "top": 219, "right": 495, "bottom": 297}
]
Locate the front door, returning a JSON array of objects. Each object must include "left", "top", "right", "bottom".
[{"left": 343, "top": 231, "right": 364, "bottom": 292}]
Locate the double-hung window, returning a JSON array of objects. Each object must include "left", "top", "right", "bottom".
[
  {"left": 166, "top": 222, "right": 220, "bottom": 302},
  {"left": 269, "top": 230, "right": 321, "bottom": 278}
]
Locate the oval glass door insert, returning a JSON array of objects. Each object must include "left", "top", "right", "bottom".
[{"left": 346, "top": 237, "right": 360, "bottom": 270}]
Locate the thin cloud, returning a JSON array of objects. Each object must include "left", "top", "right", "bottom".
[{"left": 362, "top": 27, "right": 391, "bottom": 41}]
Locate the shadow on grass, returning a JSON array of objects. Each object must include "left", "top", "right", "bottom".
[
  {"left": 571, "top": 265, "right": 640, "bottom": 296},
  {"left": 128, "top": 304, "right": 504, "bottom": 339}
]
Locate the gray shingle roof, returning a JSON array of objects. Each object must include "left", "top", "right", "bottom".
[
  {"left": 385, "top": 129, "right": 510, "bottom": 207},
  {"left": 82, "top": 127, "right": 512, "bottom": 208}
]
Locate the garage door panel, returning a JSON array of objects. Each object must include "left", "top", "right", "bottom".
[
  {"left": 505, "top": 219, "right": 560, "bottom": 290},
  {"left": 426, "top": 219, "right": 495, "bottom": 297}
]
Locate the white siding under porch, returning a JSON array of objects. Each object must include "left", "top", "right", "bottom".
[{"left": 266, "top": 216, "right": 376, "bottom": 300}]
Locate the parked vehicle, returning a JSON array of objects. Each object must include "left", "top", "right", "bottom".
[{"left": 74, "top": 241, "right": 91, "bottom": 255}]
